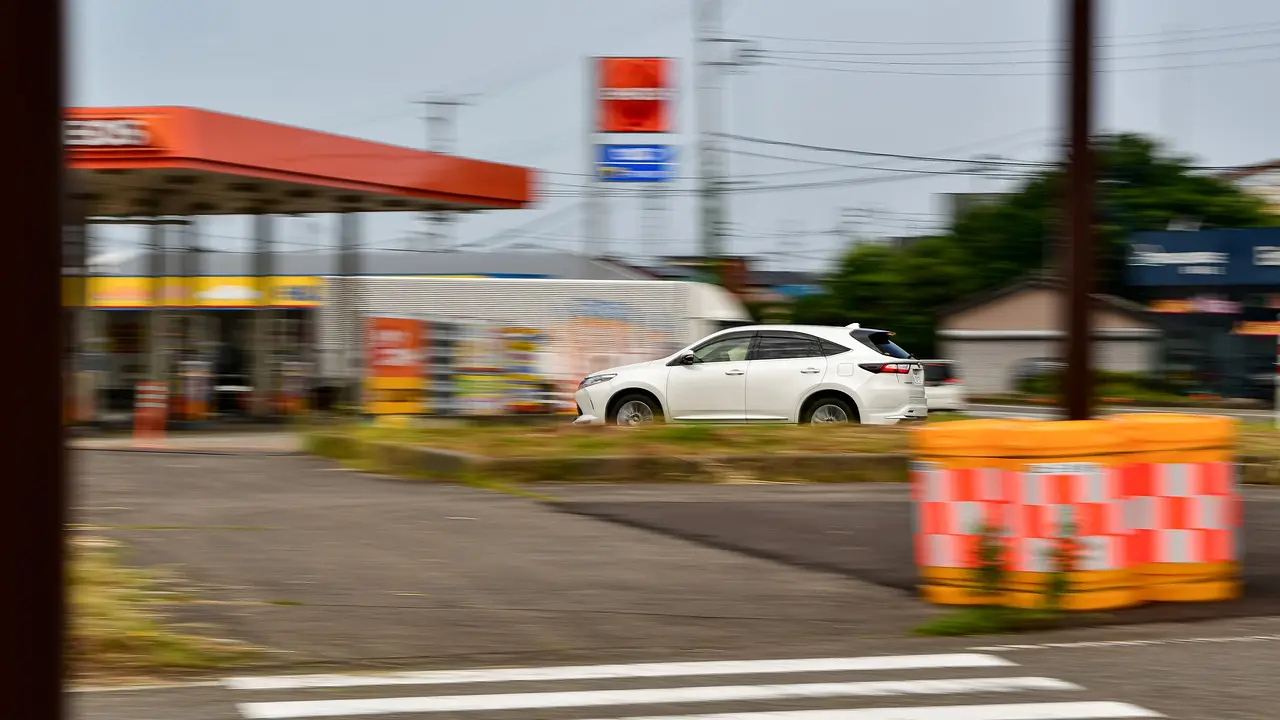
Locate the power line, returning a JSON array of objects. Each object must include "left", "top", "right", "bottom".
[
  {"left": 759, "top": 48, "right": 1280, "bottom": 77},
  {"left": 537, "top": 166, "right": 1037, "bottom": 197},
  {"left": 714, "top": 132, "right": 1054, "bottom": 167},
  {"left": 753, "top": 23, "right": 1280, "bottom": 57},
  {"left": 464, "top": 201, "right": 581, "bottom": 249},
  {"left": 760, "top": 38, "right": 1280, "bottom": 66},
  {"left": 534, "top": 128, "right": 1054, "bottom": 183},
  {"left": 740, "top": 18, "right": 1280, "bottom": 48}
]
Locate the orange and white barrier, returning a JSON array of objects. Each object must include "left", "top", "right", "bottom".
[
  {"left": 133, "top": 381, "right": 168, "bottom": 448},
  {"left": 1111, "top": 414, "right": 1241, "bottom": 603},
  {"left": 910, "top": 414, "right": 1241, "bottom": 610}
]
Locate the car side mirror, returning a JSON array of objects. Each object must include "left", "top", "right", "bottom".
[{"left": 679, "top": 353, "right": 698, "bottom": 365}]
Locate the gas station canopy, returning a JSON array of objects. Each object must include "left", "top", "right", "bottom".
[{"left": 66, "top": 106, "right": 537, "bottom": 216}]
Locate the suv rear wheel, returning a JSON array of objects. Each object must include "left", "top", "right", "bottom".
[{"left": 802, "top": 397, "right": 855, "bottom": 424}]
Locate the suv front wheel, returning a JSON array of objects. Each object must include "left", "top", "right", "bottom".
[{"left": 611, "top": 394, "right": 663, "bottom": 426}]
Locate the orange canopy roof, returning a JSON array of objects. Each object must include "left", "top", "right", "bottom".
[{"left": 66, "top": 106, "right": 537, "bottom": 216}]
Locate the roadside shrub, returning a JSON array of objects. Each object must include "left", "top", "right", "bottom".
[{"left": 1016, "top": 369, "right": 1182, "bottom": 402}]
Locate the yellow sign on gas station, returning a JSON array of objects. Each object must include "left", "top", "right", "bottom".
[{"left": 65, "top": 276, "right": 325, "bottom": 308}]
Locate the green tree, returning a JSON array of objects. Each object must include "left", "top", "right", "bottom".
[{"left": 796, "top": 132, "right": 1277, "bottom": 358}]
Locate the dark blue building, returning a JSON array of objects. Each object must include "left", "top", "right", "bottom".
[{"left": 1126, "top": 227, "right": 1280, "bottom": 398}]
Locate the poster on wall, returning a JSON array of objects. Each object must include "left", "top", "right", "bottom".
[
  {"left": 546, "top": 300, "right": 680, "bottom": 414},
  {"left": 501, "top": 327, "right": 550, "bottom": 413},
  {"left": 454, "top": 374, "right": 505, "bottom": 416},
  {"left": 365, "top": 316, "right": 424, "bottom": 415}
]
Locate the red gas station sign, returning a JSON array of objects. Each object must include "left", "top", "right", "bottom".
[{"left": 596, "top": 57, "right": 674, "bottom": 133}]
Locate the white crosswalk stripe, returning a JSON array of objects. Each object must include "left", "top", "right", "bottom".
[
  {"left": 225, "top": 653, "right": 1167, "bottom": 720},
  {"left": 225, "top": 654, "right": 1016, "bottom": 691}
]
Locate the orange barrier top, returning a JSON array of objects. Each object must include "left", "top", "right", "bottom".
[
  {"left": 912, "top": 418, "right": 1122, "bottom": 459},
  {"left": 912, "top": 414, "right": 1238, "bottom": 458},
  {"left": 66, "top": 106, "right": 537, "bottom": 215},
  {"left": 1106, "top": 413, "right": 1238, "bottom": 451}
]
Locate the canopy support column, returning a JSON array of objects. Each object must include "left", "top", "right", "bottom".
[
  {"left": 251, "top": 211, "right": 276, "bottom": 417},
  {"left": 337, "top": 207, "right": 363, "bottom": 411}
]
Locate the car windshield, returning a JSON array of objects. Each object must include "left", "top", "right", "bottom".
[{"left": 866, "top": 331, "right": 912, "bottom": 359}]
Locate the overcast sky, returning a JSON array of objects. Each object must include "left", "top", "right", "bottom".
[{"left": 70, "top": 0, "right": 1280, "bottom": 271}]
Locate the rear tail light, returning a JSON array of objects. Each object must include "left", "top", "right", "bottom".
[
  {"left": 944, "top": 377, "right": 961, "bottom": 384},
  {"left": 859, "top": 362, "right": 912, "bottom": 375}
]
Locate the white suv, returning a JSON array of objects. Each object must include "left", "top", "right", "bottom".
[{"left": 573, "top": 323, "right": 928, "bottom": 426}]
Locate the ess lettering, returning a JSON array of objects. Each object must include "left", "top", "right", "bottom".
[{"left": 65, "top": 119, "right": 151, "bottom": 147}]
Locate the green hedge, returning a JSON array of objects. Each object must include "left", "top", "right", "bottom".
[{"left": 1016, "top": 370, "right": 1183, "bottom": 403}]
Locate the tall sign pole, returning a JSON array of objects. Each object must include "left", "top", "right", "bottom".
[
  {"left": 583, "top": 57, "right": 605, "bottom": 260},
  {"left": 593, "top": 57, "right": 676, "bottom": 262},
  {"left": 1063, "top": 0, "right": 1096, "bottom": 421}
]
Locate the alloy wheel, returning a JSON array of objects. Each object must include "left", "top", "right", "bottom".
[
  {"left": 616, "top": 400, "right": 655, "bottom": 426},
  {"left": 811, "top": 403, "right": 849, "bottom": 424}
]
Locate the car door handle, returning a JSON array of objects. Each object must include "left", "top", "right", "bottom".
[
  {"left": 725, "top": 369, "right": 745, "bottom": 376},
  {"left": 801, "top": 368, "right": 821, "bottom": 374}
]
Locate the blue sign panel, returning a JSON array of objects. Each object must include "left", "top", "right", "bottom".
[
  {"left": 596, "top": 144, "right": 676, "bottom": 182},
  {"left": 1126, "top": 228, "right": 1280, "bottom": 287}
]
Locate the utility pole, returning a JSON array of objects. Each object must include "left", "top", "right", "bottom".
[
  {"left": 416, "top": 94, "right": 473, "bottom": 251},
  {"left": 1063, "top": 0, "right": 1096, "bottom": 421},
  {"left": 693, "top": 1, "right": 759, "bottom": 280},
  {"left": 694, "top": 0, "right": 726, "bottom": 264}
]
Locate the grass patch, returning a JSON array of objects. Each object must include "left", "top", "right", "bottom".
[
  {"left": 69, "top": 536, "right": 259, "bottom": 679},
  {"left": 342, "top": 421, "right": 912, "bottom": 458},
  {"left": 323, "top": 414, "right": 1280, "bottom": 461},
  {"left": 913, "top": 605, "right": 1063, "bottom": 636},
  {"left": 1236, "top": 425, "right": 1280, "bottom": 457}
]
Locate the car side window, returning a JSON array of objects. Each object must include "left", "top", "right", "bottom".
[
  {"left": 819, "top": 340, "right": 850, "bottom": 356},
  {"left": 754, "top": 335, "right": 822, "bottom": 361},
  {"left": 691, "top": 335, "right": 753, "bottom": 363}
]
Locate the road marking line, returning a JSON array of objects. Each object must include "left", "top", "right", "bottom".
[
  {"left": 224, "top": 653, "right": 1016, "bottom": 691},
  {"left": 235, "top": 677, "right": 1079, "bottom": 719},
  {"left": 970, "top": 634, "right": 1280, "bottom": 652},
  {"left": 572, "top": 701, "right": 1165, "bottom": 719}
]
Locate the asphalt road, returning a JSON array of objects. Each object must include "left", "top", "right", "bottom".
[
  {"left": 68, "top": 445, "right": 1280, "bottom": 719},
  {"left": 72, "top": 616, "right": 1280, "bottom": 719},
  {"left": 72, "top": 450, "right": 933, "bottom": 673},
  {"left": 554, "top": 482, "right": 1280, "bottom": 627}
]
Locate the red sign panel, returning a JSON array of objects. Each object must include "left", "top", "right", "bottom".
[
  {"left": 367, "top": 317, "right": 422, "bottom": 379},
  {"left": 597, "top": 57, "right": 674, "bottom": 133}
]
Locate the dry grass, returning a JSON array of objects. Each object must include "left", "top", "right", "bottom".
[
  {"left": 343, "top": 414, "right": 1280, "bottom": 460},
  {"left": 68, "top": 536, "right": 259, "bottom": 681},
  {"left": 1236, "top": 424, "right": 1280, "bottom": 457},
  {"left": 351, "top": 421, "right": 910, "bottom": 458}
]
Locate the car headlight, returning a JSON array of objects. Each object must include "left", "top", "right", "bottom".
[{"left": 578, "top": 373, "right": 616, "bottom": 390}]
